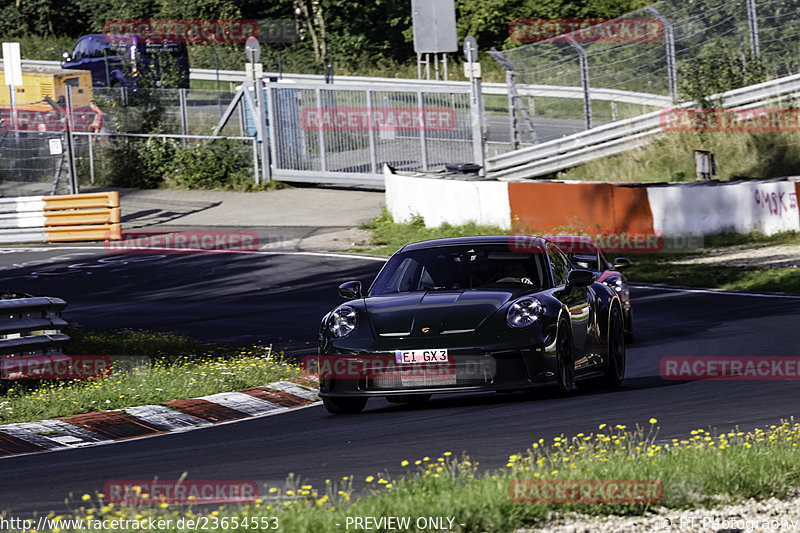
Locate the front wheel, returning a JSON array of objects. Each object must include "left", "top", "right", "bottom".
[
  {"left": 322, "top": 396, "right": 367, "bottom": 414},
  {"left": 555, "top": 320, "right": 575, "bottom": 395}
]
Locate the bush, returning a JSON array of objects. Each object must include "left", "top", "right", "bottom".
[
  {"left": 167, "top": 139, "right": 256, "bottom": 190},
  {"left": 89, "top": 137, "right": 177, "bottom": 189}
]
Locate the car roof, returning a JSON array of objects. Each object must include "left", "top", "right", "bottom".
[
  {"left": 545, "top": 234, "right": 598, "bottom": 245},
  {"left": 400, "top": 235, "right": 549, "bottom": 252}
]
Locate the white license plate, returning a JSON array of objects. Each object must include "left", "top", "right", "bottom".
[{"left": 394, "top": 349, "right": 449, "bottom": 364}]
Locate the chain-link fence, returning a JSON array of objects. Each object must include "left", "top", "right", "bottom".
[
  {"left": 0, "top": 86, "right": 259, "bottom": 195},
  {"left": 1, "top": 79, "right": 480, "bottom": 193},
  {"left": 0, "top": 131, "right": 75, "bottom": 196},
  {"left": 492, "top": 0, "right": 800, "bottom": 143}
]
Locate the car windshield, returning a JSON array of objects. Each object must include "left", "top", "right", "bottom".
[{"left": 369, "top": 244, "right": 548, "bottom": 296}]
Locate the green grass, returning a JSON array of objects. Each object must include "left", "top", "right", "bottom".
[
  {"left": 562, "top": 130, "right": 800, "bottom": 182},
  {"left": 0, "top": 329, "right": 304, "bottom": 424},
  {"left": 622, "top": 254, "right": 800, "bottom": 293},
  {"left": 353, "top": 214, "right": 800, "bottom": 294},
  {"left": 705, "top": 230, "right": 800, "bottom": 248},
  {"left": 351, "top": 210, "right": 506, "bottom": 256},
  {"left": 46, "top": 419, "right": 800, "bottom": 532},
  {"left": 627, "top": 231, "right": 800, "bottom": 293}
]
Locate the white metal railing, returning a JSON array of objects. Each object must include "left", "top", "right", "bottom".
[
  {"left": 487, "top": 72, "right": 800, "bottom": 180},
  {"left": 15, "top": 59, "right": 672, "bottom": 107}
]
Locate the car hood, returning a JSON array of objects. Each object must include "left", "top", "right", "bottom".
[{"left": 365, "top": 289, "right": 525, "bottom": 336}]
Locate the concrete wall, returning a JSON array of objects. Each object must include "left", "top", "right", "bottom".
[
  {"left": 384, "top": 166, "right": 800, "bottom": 237},
  {"left": 647, "top": 180, "right": 800, "bottom": 236},
  {"left": 384, "top": 167, "right": 511, "bottom": 229}
]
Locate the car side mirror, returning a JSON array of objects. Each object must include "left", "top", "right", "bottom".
[
  {"left": 613, "top": 257, "right": 632, "bottom": 270},
  {"left": 62, "top": 52, "right": 71, "bottom": 63},
  {"left": 338, "top": 280, "right": 362, "bottom": 300},
  {"left": 566, "top": 269, "right": 596, "bottom": 289}
]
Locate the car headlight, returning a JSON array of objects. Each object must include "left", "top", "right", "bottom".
[
  {"left": 604, "top": 277, "right": 624, "bottom": 293},
  {"left": 506, "top": 298, "right": 544, "bottom": 328},
  {"left": 329, "top": 306, "right": 358, "bottom": 337}
]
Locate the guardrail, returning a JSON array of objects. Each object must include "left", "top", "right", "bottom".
[
  {"left": 16, "top": 59, "right": 672, "bottom": 107},
  {"left": 0, "top": 191, "right": 121, "bottom": 244},
  {"left": 487, "top": 72, "right": 800, "bottom": 180},
  {"left": 0, "top": 293, "right": 69, "bottom": 356}
]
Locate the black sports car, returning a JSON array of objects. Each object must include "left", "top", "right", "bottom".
[
  {"left": 547, "top": 235, "right": 634, "bottom": 341},
  {"left": 317, "top": 236, "right": 626, "bottom": 414}
]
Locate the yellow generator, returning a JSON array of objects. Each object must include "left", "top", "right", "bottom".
[
  {"left": 0, "top": 65, "right": 96, "bottom": 131},
  {"left": 0, "top": 64, "right": 92, "bottom": 107}
]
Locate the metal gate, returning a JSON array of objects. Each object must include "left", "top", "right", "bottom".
[{"left": 263, "top": 82, "right": 475, "bottom": 185}]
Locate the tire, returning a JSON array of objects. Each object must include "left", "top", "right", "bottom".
[
  {"left": 603, "top": 306, "right": 626, "bottom": 387},
  {"left": 555, "top": 320, "right": 575, "bottom": 395},
  {"left": 624, "top": 308, "right": 634, "bottom": 343},
  {"left": 386, "top": 394, "right": 432, "bottom": 405},
  {"left": 322, "top": 396, "right": 367, "bottom": 414}
]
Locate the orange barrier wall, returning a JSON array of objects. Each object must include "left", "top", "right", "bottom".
[
  {"left": 43, "top": 192, "right": 120, "bottom": 242},
  {"left": 0, "top": 192, "right": 121, "bottom": 243},
  {"left": 508, "top": 182, "right": 654, "bottom": 234}
]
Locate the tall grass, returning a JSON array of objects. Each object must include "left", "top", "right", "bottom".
[
  {"left": 53, "top": 420, "right": 800, "bottom": 532},
  {"left": 0, "top": 329, "right": 304, "bottom": 424},
  {"left": 562, "top": 131, "right": 800, "bottom": 182}
]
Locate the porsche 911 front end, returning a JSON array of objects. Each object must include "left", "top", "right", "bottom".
[{"left": 316, "top": 236, "right": 622, "bottom": 414}]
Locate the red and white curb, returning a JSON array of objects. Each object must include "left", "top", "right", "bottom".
[{"left": 0, "top": 377, "right": 319, "bottom": 458}]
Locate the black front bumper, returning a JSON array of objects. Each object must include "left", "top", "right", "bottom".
[{"left": 318, "top": 346, "right": 557, "bottom": 398}]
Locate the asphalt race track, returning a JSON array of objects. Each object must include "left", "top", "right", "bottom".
[{"left": 1, "top": 247, "right": 800, "bottom": 516}]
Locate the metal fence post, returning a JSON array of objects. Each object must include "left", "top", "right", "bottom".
[
  {"left": 251, "top": 138, "right": 259, "bottom": 183},
  {"left": 179, "top": 88, "right": 189, "bottom": 146},
  {"left": 566, "top": 37, "right": 592, "bottom": 130},
  {"left": 365, "top": 90, "right": 378, "bottom": 174},
  {"left": 315, "top": 88, "right": 328, "bottom": 172},
  {"left": 746, "top": 0, "right": 761, "bottom": 60},
  {"left": 265, "top": 82, "right": 279, "bottom": 179},
  {"left": 238, "top": 97, "right": 246, "bottom": 138},
  {"left": 647, "top": 7, "right": 677, "bottom": 103},
  {"left": 416, "top": 90, "right": 429, "bottom": 171},
  {"left": 465, "top": 37, "right": 486, "bottom": 176},
  {"left": 254, "top": 77, "right": 271, "bottom": 184},
  {"left": 8, "top": 84, "right": 18, "bottom": 131},
  {"left": 88, "top": 133, "right": 95, "bottom": 185},
  {"left": 64, "top": 86, "right": 79, "bottom": 194},
  {"left": 506, "top": 70, "right": 519, "bottom": 149}
]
